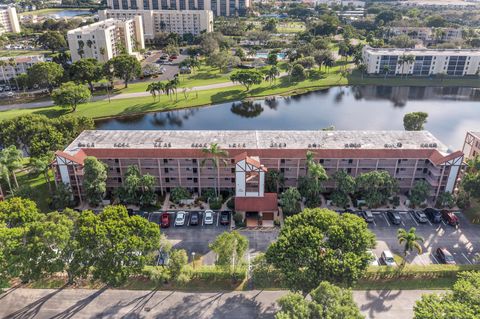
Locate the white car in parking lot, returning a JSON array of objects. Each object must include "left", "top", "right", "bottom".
[
  {"left": 381, "top": 250, "right": 397, "bottom": 267},
  {"left": 175, "top": 211, "right": 186, "bottom": 226},
  {"left": 204, "top": 210, "right": 214, "bottom": 225}
]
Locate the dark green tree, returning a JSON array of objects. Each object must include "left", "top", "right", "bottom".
[
  {"left": 403, "top": 112, "right": 428, "bottom": 131},
  {"left": 265, "top": 169, "right": 284, "bottom": 193},
  {"left": 331, "top": 169, "right": 356, "bottom": 208},
  {"left": 280, "top": 187, "right": 301, "bottom": 216},
  {"left": 37, "top": 31, "right": 67, "bottom": 53},
  {"left": 414, "top": 271, "right": 480, "bottom": 319},
  {"left": 209, "top": 231, "right": 248, "bottom": 276},
  {"left": 51, "top": 82, "right": 91, "bottom": 112},
  {"left": 70, "top": 58, "right": 103, "bottom": 92},
  {"left": 409, "top": 180, "right": 430, "bottom": 207},
  {"left": 266, "top": 208, "right": 376, "bottom": 294},
  {"left": 355, "top": 171, "right": 398, "bottom": 208},
  {"left": 107, "top": 55, "right": 141, "bottom": 88},
  {"left": 230, "top": 69, "right": 263, "bottom": 91},
  {"left": 26, "top": 61, "right": 64, "bottom": 92},
  {"left": 276, "top": 281, "right": 364, "bottom": 319},
  {"left": 83, "top": 156, "right": 107, "bottom": 206}
]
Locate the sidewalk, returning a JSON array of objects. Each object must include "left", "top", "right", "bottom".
[{"left": 1, "top": 72, "right": 288, "bottom": 112}]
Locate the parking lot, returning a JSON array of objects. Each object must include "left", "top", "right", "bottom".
[
  {"left": 134, "top": 210, "right": 278, "bottom": 265},
  {"left": 364, "top": 210, "right": 479, "bottom": 265}
]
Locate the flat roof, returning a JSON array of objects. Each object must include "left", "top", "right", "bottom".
[
  {"left": 65, "top": 130, "right": 450, "bottom": 154},
  {"left": 364, "top": 46, "right": 480, "bottom": 57}
]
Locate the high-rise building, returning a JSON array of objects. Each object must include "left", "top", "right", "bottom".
[
  {"left": 0, "top": 6, "right": 21, "bottom": 35},
  {"left": 106, "top": 0, "right": 250, "bottom": 16},
  {"left": 67, "top": 17, "right": 145, "bottom": 62},
  {"left": 99, "top": 9, "right": 213, "bottom": 38}
]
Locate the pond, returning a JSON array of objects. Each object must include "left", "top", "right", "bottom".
[
  {"left": 45, "top": 10, "right": 92, "bottom": 17},
  {"left": 96, "top": 85, "right": 480, "bottom": 149},
  {"left": 255, "top": 52, "right": 286, "bottom": 60}
]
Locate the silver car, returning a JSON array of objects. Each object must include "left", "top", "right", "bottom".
[
  {"left": 175, "top": 211, "right": 186, "bottom": 226},
  {"left": 204, "top": 210, "right": 214, "bottom": 225}
]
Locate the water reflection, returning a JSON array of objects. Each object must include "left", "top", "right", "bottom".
[
  {"left": 96, "top": 85, "right": 480, "bottom": 149},
  {"left": 231, "top": 101, "right": 264, "bottom": 118}
]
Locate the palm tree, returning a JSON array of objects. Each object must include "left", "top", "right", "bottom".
[
  {"left": 29, "top": 155, "right": 52, "bottom": 193},
  {"left": 86, "top": 40, "right": 93, "bottom": 56},
  {"left": 382, "top": 65, "right": 390, "bottom": 79},
  {"left": 201, "top": 143, "right": 229, "bottom": 196},
  {"left": 171, "top": 76, "right": 180, "bottom": 101},
  {"left": 399, "top": 54, "right": 415, "bottom": 78},
  {"left": 397, "top": 227, "right": 424, "bottom": 259},
  {"left": 264, "top": 65, "right": 280, "bottom": 86},
  {"left": 147, "top": 82, "right": 158, "bottom": 101},
  {"left": 189, "top": 57, "right": 200, "bottom": 74},
  {"left": 0, "top": 60, "right": 7, "bottom": 86},
  {"left": 0, "top": 145, "right": 23, "bottom": 189},
  {"left": 324, "top": 56, "right": 334, "bottom": 73},
  {"left": 8, "top": 58, "right": 18, "bottom": 90},
  {"left": 0, "top": 162, "right": 12, "bottom": 195},
  {"left": 77, "top": 40, "right": 85, "bottom": 58},
  {"left": 358, "top": 64, "right": 367, "bottom": 79}
]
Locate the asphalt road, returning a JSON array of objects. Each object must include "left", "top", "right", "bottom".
[{"left": 0, "top": 288, "right": 438, "bottom": 319}]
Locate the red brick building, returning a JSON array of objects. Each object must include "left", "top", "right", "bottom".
[{"left": 55, "top": 130, "right": 464, "bottom": 206}]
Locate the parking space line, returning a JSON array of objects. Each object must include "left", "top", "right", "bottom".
[
  {"left": 427, "top": 219, "right": 432, "bottom": 226},
  {"left": 216, "top": 212, "right": 219, "bottom": 227},
  {"left": 383, "top": 213, "right": 391, "bottom": 227},
  {"left": 431, "top": 253, "right": 439, "bottom": 264},
  {"left": 186, "top": 213, "right": 190, "bottom": 227},
  {"left": 401, "top": 220, "right": 406, "bottom": 227},
  {"left": 410, "top": 212, "right": 419, "bottom": 226},
  {"left": 462, "top": 253, "right": 473, "bottom": 265}
]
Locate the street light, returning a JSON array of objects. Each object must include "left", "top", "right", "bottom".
[{"left": 192, "top": 252, "right": 196, "bottom": 269}]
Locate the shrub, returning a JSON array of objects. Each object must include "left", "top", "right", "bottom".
[
  {"left": 391, "top": 196, "right": 400, "bottom": 207},
  {"left": 200, "top": 188, "right": 216, "bottom": 202},
  {"left": 233, "top": 212, "right": 245, "bottom": 227},
  {"left": 142, "top": 266, "right": 171, "bottom": 284},
  {"left": 209, "top": 196, "right": 223, "bottom": 210},
  {"left": 170, "top": 187, "right": 190, "bottom": 203},
  {"left": 226, "top": 197, "right": 235, "bottom": 210}
]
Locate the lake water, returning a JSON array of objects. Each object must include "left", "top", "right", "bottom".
[
  {"left": 96, "top": 85, "right": 480, "bottom": 149},
  {"left": 46, "top": 10, "right": 92, "bottom": 17}
]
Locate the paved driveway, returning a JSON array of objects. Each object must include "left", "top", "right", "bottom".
[{"left": 0, "top": 288, "right": 438, "bottom": 319}]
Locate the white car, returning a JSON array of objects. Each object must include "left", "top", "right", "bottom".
[
  {"left": 175, "top": 211, "right": 186, "bottom": 226},
  {"left": 381, "top": 250, "right": 396, "bottom": 267},
  {"left": 204, "top": 210, "right": 214, "bottom": 225},
  {"left": 367, "top": 250, "right": 379, "bottom": 266}
]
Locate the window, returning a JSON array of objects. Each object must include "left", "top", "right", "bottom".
[
  {"left": 231, "top": 168, "right": 235, "bottom": 173},
  {"left": 193, "top": 167, "right": 197, "bottom": 173},
  {"left": 118, "top": 177, "right": 122, "bottom": 183},
  {"left": 319, "top": 159, "right": 324, "bottom": 164},
  {"left": 163, "top": 159, "right": 168, "bottom": 163},
  {"left": 280, "top": 159, "right": 285, "bottom": 164},
  {"left": 192, "top": 159, "right": 197, "bottom": 163},
  {"left": 348, "top": 159, "right": 353, "bottom": 164},
  {"left": 114, "top": 159, "right": 119, "bottom": 163},
  {"left": 347, "top": 168, "right": 352, "bottom": 173},
  {"left": 164, "top": 167, "right": 169, "bottom": 173},
  {"left": 116, "top": 167, "right": 120, "bottom": 173}
]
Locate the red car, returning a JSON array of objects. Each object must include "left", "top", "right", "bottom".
[
  {"left": 161, "top": 213, "right": 171, "bottom": 228},
  {"left": 170, "top": 55, "right": 178, "bottom": 59},
  {"left": 441, "top": 210, "right": 459, "bottom": 226}
]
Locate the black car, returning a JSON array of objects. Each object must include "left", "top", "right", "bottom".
[
  {"left": 190, "top": 211, "right": 200, "bottom": 226},
  {"left": 387, "top": 211, "right": 401, "bottom": 225},
  {"left": 424, "top": 208, "right": 442, "bottom": 223},
  {"left": 220, "top": 211, "right": 230, "bottom": 225}
]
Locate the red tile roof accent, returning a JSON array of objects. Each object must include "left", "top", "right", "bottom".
[
  {"left": 235, "top": 193, "right": 278, "bottom": 212},
  {"left": 429, "top": 150, "right": 463, "bottom": 166},
  {"left": 55, "top": 150, "right": 87, "bottom": 165}
]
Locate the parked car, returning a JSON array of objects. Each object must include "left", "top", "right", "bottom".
[
  {"left": 424, "top": 208, "right": 442, "bottom": 223},
  {"left": 367, "top": 249, "right": 379, "bottom": 266},
  {"left": 436, "top": 247, "right": 456, "bottom": 264},
  {"left": 190, "top": 211, "right": 200, "bottom": 226},
  {"left": 149, "top": 212, "right": 161, "bottom": 224},
  {"left": 220, "top": 211, "right": 230, "bottom": 225},
  {"left": 441, "top": 210, "right": 459, "bottom": 226},
  {"left": 175, "top": 211, "right": 186, "bottom": 226},
  {"left": 381, "top": 250, "right": 396, "bottom": 267},
  {"left": 411, "top": 210, "right": 428, "bottom": 223},
  {"left": 161, "top": 212, "right": 171, "bottom": 228},
  {"left": 180, "top": 66, "right": 191, "bottom": 74},
  {"left": 387, "top": 211, "right": 401, "bottom": 225},
  {"left": 361, "top": 211, "right": 374, "bottom": 223},
  {"left": 204, "top": 210, "right": 214, "bottom": 225}
]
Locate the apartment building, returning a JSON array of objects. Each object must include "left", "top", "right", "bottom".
[
  {"left": 106, "top": 0, "right": 250, "bottom": 16},
  {"left": 99, "top": 9, "right": 213, "bottom": 38},
  {"left": 67, "top": 17, "right": 145, "bottom": 63},
  {"left": 362, "top": 46, "right": 480, "bottom": 76},
  {"left": 55, "top": 130, "right": 464, "bottom": 205},
  {"left": 462, "top": 132, "right": 480, "bottom": 160},
  {"left": 388, "top": 27, "right": 463, "bottom": 44},
  {"left": 0, "top": 55, "right": 44, "bottom": 80},
  {"left": 0, "top": 6, "right": 21, "bottom": 35}
]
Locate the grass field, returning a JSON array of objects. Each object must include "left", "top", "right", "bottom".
[
  {"left": 277, "top": 22, "right": 305, "bottom": 34},
  {"left": 0, "top": 50, "right": 50, "bottom": 57},
  {"left": 19, "top": 8, "right": 92, "bottom": 16},
  {"left": 15, "top": 168, "right": 54, "bottom": 212}
]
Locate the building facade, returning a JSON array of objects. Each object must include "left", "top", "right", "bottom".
[
  {"left": 0, "top": 6, "right": 21, "bottom": 35},
  {"left": 105, "top": 0, "right": 250, "bottom": 16},
  {"left": 363, "top": 46, "right": 480, "bottom": 76},
  {"left": 55, "top": 130, "right": 464, "bottom": 204},
  {"left": 462, "top": 131, "right": 480, "bottom": 160},
  {"left": 0, "top": 55, "right": 44, "bottom": 80},
  {"left": 387, "top": 27, "right": 463, "bottom": 44},
  {"left": 67, "top": 17, "right": 145, "bottom": 63},
  {"left": 99, "top": 9, "right": 213, "bottom": 38}
]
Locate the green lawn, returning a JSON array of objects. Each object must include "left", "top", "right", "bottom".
[
  {"left": 277, "top": 22, "right": 305, "bottom": 34},
  {"left": 0, "top": 50, "right": 50, "bottom": 57},
  {"left": 19, "top": 8, "right": 92, "bottom": 16},
  {"left": 115, "top": 65, "right": 231, "bottom": 94}
]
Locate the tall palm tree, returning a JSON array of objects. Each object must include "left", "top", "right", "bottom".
[
  {"left": 8, "top": 58, "right": 18, "bottom": 90},
  {"left": 29, "top": 155, "right": 52, "bottom": 193},
  {"left": 146, "top": 82, "right": 158, "bottom": 101},
  {"left": 171, "top": 76, "right": 180, "bottom": 101},
  {"left": 86, "top": 40, "right": 93, "bottom": 56},
  {"left": 397, "top": 227, "right": 424, "bottom": 258},
  {"left": 0, "top": 145, "right": 23, "bottom": 189},
  {"left": 324, "top": 56, "right": 334, "bottom": 73},
  {"left": 0, "top": 162, "right": 12, "bottom": 195},
  {"left": 201, "top": 143, "right": 229, "bottom": 196},
  {"left": 264, "top": 65, "right": 280, "bottom": 86},
  {"left": 0, "top": 60, "right": 7, "bottom": 86},
  {"left": 382, "top": 65, "right": 390, "bottom": 79}
]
